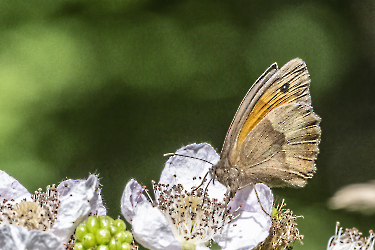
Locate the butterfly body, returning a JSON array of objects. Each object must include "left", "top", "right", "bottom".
[{"left": 211, "top": 58, "right": 321, "bottom": 192}]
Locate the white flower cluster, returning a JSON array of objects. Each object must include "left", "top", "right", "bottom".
[
  {"left": 5, "top": 142, "right": 367, "bottom": 250},
  {"left": 0, "top": 171, "right": 105, "bottom": 250}
]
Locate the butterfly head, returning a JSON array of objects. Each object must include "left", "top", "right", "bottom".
[{"left": 211, "top": 158, "right": 247, "bottom": 194}]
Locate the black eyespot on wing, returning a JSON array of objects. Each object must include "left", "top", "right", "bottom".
[{"left": 280, "top": 82, "right": 289, "bottom": 93}]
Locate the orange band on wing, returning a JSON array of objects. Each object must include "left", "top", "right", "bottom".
[{"left": 237, "top": 76, "right": 308, "bottom": 148}]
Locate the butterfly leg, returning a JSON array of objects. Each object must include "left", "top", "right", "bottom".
[{"left": 253, "top": 184, "right": 271, "bottom": 217}]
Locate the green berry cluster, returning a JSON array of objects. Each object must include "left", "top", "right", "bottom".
[{"left": 74, "top": 215, "right": 133, "bottom": 250}]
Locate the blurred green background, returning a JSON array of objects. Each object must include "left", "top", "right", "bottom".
[{"left": 1, "top": 0, "right": 375, "bottom": 249}]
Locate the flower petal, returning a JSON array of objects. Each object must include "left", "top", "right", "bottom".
[
  {"left": 215, "top": 184, "right": 273, "bottom": 250},
  {"left": 95, "top": 187, "right": 107, "bottom": 216},
  {"left": 26, "top": 228, "right": 64, "bottom": 250},
  {"left": 121, "top": 178, "right": 148, "bottom": 224},
  {"left": 50, "top": 174, "right": 101, "bottom": 245},
  {"left": 229, "top": 183, "right": 273, "bottom": 214},
  {"left": 160, "top": 143, "right": 226, "bottom": 200},
  {"left": 0, "top": 225, "right": 27, "bottom": 250},
  {"left": 132, "top": 200, "right": 181, "bottom": 250},
  {"left": 0, "top": 170, "right": 31, "bottom": 202},
  {"left": 0, "top": 225, "right": 64, "bottom": 250}
]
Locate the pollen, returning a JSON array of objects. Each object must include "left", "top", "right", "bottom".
[{"left": 0, "top": 184, "right": 60, "bottom": 231}]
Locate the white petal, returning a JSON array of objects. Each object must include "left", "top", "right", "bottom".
[
  {"left": 160, "top": 143, "right": 226, "bottom": 200},
  {"left": 0, "top": 225, "right": 64, "bottom": 250},
  {"left": 121, "top": 178, "right": 148, "bottom": 224},
  {"left": 0, "top": 170, "right": 31, "bottom": 202},
  {"left": 26, "top": 229, "right": 64, "bottom": 250},
  {"left": 0, "top": 225, "right": 27, "bottom": 250},
  {"left": 95, "top": 186, "right": 107, "bottom": 216},
  {"left": 229, "top": 183, "right": 273, "bottom": 214},
  {"left": 50, "top": 174, "right": 101, "bottom": 245},
  {"left": 215, "top": 184, "right": 273, "bottom": 250},
  {"left": 132, "top": 201, "right": 181, "bottom": 250}
]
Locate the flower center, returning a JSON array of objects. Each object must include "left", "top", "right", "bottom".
[
  {"left": 153, "top": 183, "right": 235, "bottom": 247},
  {"left": 13, "top": 201, "right": 43, "bottom": 230},
  {"left": 181, "top": 241, "right": 196, "bottom": 250},
  {"left": 0, "top": 184, "right": 59, "bottom": 231}
]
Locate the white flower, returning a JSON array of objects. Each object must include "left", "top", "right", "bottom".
[
  {"left": 0, "top": 170, "right": 106, "bottom": 250},
  {"left": 327, "top": 222, "right": 375, "bottom": 250},
  {"left": 121, "top": 143, "right": 273, "bottom": 250}
]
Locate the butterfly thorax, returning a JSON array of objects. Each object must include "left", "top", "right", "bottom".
[{"left": 211, "top": 157, "right": 247, "bottom": 193}]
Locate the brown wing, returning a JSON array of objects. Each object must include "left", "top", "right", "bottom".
[
  {"left": 220, "top": 62, "right": 278, "bottom": 158},
  {"left": 226, "top": 58, "right": 312, "bottom": 165},
  {"left": 237, "top": 102, "right": 321, "bottom": 187}
]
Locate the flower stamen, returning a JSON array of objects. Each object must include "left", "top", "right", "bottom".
[
  {"left": 254, "top": 199, "right": 303, "bottom": 250},
  {"left": 327, "top": 222, "right": 375, "bottom": 250},
  {"left": 152, "top": 182, "right": 236, "bottom": 247},
  {"left": 0, "top": 184, "right": 59, "bottom": 231}
]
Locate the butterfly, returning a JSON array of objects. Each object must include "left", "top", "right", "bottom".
[{"left": 210, "top": 58, "right": 321, "bottom": 193}]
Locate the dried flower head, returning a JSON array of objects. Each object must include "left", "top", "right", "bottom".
[{"left": 254, "top": 200, "right": 303, "bottom": 250}]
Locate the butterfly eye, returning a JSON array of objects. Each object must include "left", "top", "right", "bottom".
[{"left": 280, "top": 82, "right": 289, "bottom": 93}]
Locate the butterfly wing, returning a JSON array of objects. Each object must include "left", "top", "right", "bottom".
[
  {"left": 220, "top": 62, "right": 278, "bottom": 159},
  {"left": 222, "top": 58, "right": 321, "bottom": 188},
  {"left": 238, "top": 102, "right": 321, "bottom": 187}
]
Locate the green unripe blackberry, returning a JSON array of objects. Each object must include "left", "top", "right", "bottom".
[{"left": 74, "top": 215, "right": 133, "bottom": 250}]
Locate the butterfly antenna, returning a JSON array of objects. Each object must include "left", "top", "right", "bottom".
[
  {"left": 163, "top": 152, "right": 215, "bottom": 195},
  {"left": 253, "top": 184, "right": 271, "bottom": 218},
  {"left": 163, "top": 153, "right": 214, "bottom": 165}
]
